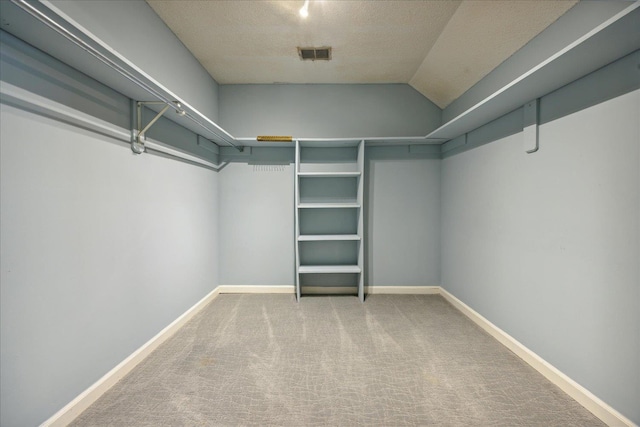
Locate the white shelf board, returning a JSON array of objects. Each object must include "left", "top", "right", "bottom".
[
  {"left": 298, "top": 202, "right": 360, "bottom": 209},
  {"left": 298, "top": 265, "right": 362, "bottom": 274},
  {"left": 299, "top": 166, "right": 359, "bottom": 174},
  {"left": 298, "top": 172, "right": 361, "bottom": 178},
  {"left": 298, "top": 140, "right": 361, "bottom": 148},
  {"left": 426, "top": 4, "right": 640, "bottom": 142},
  {"left": 298, "top": 234, "right": 361, "bottom": 241}
]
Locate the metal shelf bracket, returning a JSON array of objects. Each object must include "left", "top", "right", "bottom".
[{"left": 132, "top": 100, "right": 184, "bottom": 154}]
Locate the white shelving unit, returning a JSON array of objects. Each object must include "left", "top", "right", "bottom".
[{"left": 295, "top": 140, "right": 365, "bottom": 301}]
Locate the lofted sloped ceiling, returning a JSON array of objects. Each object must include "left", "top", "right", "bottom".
[{"left": 146, "top": 0, "right": 577, "bottom": 109}]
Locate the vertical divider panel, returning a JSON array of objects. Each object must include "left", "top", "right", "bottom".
[
  {"left": 294, "top": 140, "right": 301, "bottom": 301},
  {"left": 357, "top": 140, "right": 365, "bottom": 302}
]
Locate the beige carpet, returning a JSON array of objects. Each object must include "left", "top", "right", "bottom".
[{"left": 71, "top": 294, "right": 603, "bottom": 426}]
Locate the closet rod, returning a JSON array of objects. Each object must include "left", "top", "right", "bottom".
[
  {"left": 1, "top": 81, "right": 226, "bottom": 171},
  {"left": 9, "top": 0, "right": 243, "bottom": 152},
  {"left": 145, "top": 141, "right": 228, "bottom": 171}
]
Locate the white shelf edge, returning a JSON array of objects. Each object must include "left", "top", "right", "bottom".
[
  {"left": 298, "top": 203, "right": 360, "bottom": 209},
  {"left": 298, "top": 172, "right": 361, "bottom": 178},
  {"left": 297, "top": 140, "right": 361, "bottom": 147},
  {"left": 298, "top": 234, "right": 361, "bottom": 241},
  {"left": 298, "top": 265, "right": 362, "bottom": 274}
]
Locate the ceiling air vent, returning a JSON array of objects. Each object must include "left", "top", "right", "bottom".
[{"left": 298, "top": 47, "right": 332, "bottom": 61}]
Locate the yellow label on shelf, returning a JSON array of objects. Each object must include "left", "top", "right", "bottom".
[{"left": 257, "top": 135, "right": 293, "bottom": 142}]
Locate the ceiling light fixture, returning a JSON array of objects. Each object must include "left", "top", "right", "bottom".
[{"left": 299, "top": 0, "right": 309, "bottom": 18}]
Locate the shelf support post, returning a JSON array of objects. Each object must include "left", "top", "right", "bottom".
[{"left": 523, "top": 99, "right": 540, "bottom": 154}]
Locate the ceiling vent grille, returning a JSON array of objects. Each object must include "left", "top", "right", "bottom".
[{"left": 298, "top": 47, "right": 332, "bottom": 61}]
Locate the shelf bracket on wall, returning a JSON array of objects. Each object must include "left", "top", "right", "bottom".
[
  {"left": 132, "top": 100, "right": 185, "bottom": 154},
  {"left": 523, "top": 99, "right": 540, "bottom": 154}
]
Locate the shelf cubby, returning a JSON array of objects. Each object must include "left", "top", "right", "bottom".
[
  {"left": 299, "top": 240, "right": 360, "bottom": 266},
  {"left": 298, "top": 204, "right": 359, "bottom": 236}
]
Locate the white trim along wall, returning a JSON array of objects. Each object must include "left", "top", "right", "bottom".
[{"left": 42, "top": 289, "right": 221, "bottom": 427}]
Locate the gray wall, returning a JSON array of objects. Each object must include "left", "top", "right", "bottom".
[
  {"left": 219, "top": 84, "right": 442, "bottom": 138},
  {"left": 218, "top": 162, "right": 296, "bottom": 286},
  {"left": 366, "top": 151, "right": 441, "bottom": 286},
  {"left": 0, "top": 34, "right": 220, "bottom": 427},
  {"left": 441, "top": 90, "right": 640, "bottom": 424}
]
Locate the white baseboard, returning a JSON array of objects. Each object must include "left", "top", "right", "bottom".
[
  {"left": 439, "top": 287, "right": 636, "bottom": 427},
  {"left": 217, "top": 285, "right": 295, "bottom": 294},
  {"left": 41, "top": 287, "right": 221, "bottom": 427},
  {"left": 216, "top": 285, "right": 440, "bottom": 295},
  {"left": 302, "top": 286, "right": 358, "bottom": 295},
  {"left": 216, "top": 285, "right": 440, "bottom": 296},
  {"left": 366, "top": 285, "right": 440, "bottom": 294}
]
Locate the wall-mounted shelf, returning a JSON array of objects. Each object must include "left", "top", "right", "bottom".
[
  {"left": 298, "top": 265, "right": 362, "bottom": 274},
  {"left": 424, "top": 3, "right": 640, "bottom": 143},
  {"left": 298, "top": 172, "right": 362, "bottom": 178},
  {"left": 297, "top": 203, "right": 360, "bottom": 209},
  {"left": 2, "top": 0, "right": 637, "bottom": 158},
  {"left": 295, "top": 140, "right": 365, "bottom": 301},
  {"left": 298, "top": 235, "right": 361, "bottom": 241},
  {"left": 1, "top": 0, "right": 241, "bottom": 152}
]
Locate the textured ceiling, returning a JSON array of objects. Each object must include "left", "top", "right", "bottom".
[{"left": 147, "top": 0, "right": 577, "bottom": 109}]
